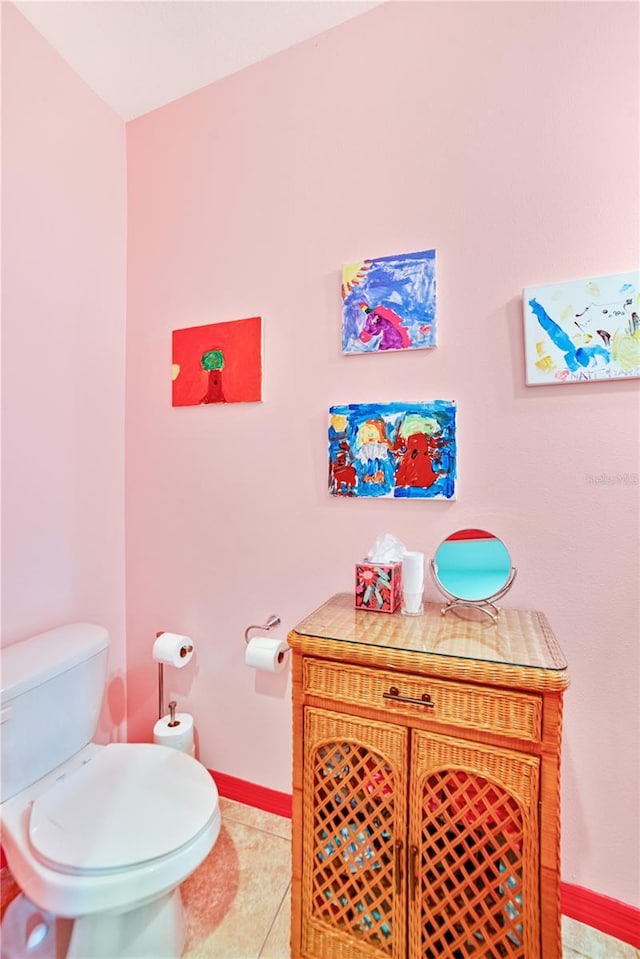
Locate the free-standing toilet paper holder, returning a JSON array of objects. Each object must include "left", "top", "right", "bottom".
[
  {"left": 167, "top": 700, "right": 179, "bottom": 727},
  {"left": 156, "top": 631, "right": 194, "bottom": 720},
  {"left": 244, "top": 615, "right": 281, "bottom": 644}
]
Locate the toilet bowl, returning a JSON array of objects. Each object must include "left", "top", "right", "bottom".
[
  {"left": 0, "top": 623, "right": 221, "bottom": 959},
  {"left": 1, "top": 742, "right": 221, "bottom": 958}
]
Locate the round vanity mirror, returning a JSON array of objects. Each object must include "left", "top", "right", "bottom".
[{"left": 430, "top": 529, "right": 516, "bottom": 621}]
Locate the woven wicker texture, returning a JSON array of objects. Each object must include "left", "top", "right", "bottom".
[
  {"left": 409, "top": 731, "right": 540, "bottom": 959},
  {"left": 302, "top": 708, "right": 408, "bottom": 959},
  {"left": 290, "top": 596, "right": 568, "bottom": 959},
  {"left": 289, "top": 594, "right": 569, "bottom": 692},
  {"left": 304, "top": 659, "right": 542, "bottom": 743}
]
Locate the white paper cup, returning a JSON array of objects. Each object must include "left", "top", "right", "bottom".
[{"left": 401, "top": 589, "right": 424, "bottom": 616}]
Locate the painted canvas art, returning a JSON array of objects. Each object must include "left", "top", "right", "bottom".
[
  {"left": 523, "top": 271, "right": 639, "bottom": 385},
  {"left": 172, "top": 316, "right": 262, "bottom": 406},
  {"left": 342, "top": 249, "right": 436, "bottom": 354},
  {"left": 329, "top": 401, "right": 456, "bottom": 499}
]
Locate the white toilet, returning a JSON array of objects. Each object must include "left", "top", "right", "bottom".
[{"left": 0, "top": 623, "right": 221, "bottom": 959}]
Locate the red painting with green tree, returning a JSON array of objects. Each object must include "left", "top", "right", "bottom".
[{"left": 172, "top": 317, "right": 262, "bottom": 406}]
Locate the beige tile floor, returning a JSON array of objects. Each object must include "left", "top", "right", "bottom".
[
  {"left": 181, "top": 798, "right": 292, "bottom": 959},
  {"left": 1, "top": 797, "right": 638, "bottom": 958}
]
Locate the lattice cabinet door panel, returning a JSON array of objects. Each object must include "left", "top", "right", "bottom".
[
  {"left": 408, "top": 731, "right": 541, "bottom": 959},
  {"left": 302, "top": 707, "right": 408, "bottom": 959}
]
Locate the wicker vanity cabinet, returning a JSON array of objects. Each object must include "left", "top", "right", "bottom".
[{"left": 288, "top": 594, "right": 569, "bottom": 959}]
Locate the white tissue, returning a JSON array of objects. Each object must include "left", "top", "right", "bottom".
[{"left": 366, "top": 533, "right": 406, "bottom": 564}]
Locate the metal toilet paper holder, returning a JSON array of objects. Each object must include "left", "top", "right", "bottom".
[
  {"left": 156, "top": 631, "right": 194, "bottom": 720},
  {"left": 244, "top": 614, "right": 281, "bottom": 644},
  {"left": 167, "top": 700, "right": 180, "bottom": 728},
  {"left": 244, "top": 615, "right": 286, "bottom": 668}
]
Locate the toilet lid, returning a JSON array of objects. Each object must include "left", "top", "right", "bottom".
[{"left": 29, "top": 743, "right": 218, "bottom": 873}]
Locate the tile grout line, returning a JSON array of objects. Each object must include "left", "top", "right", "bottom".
[
  {"left": 219, "top": 802, "right": 290, "bottom": 823},
  {"left": 218, "top": 810, "right": 291, "bottom": 958},
  {"left": 220, "top": 814, "right": 292, "bottom": 843},
  {"left": 256, "top": 880, "right": 291, "bottom": 959},
  {"left": 219, "top": 802, "right": 289, "bottom": 823}
]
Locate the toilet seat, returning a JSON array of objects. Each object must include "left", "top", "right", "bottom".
[{"left": 29, "top": 743, "right": 218, "bottom": 875}]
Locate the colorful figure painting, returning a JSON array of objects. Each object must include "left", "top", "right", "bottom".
[
  {"left": 172, "top": 316, "right": 262, "bottom": 406},
  {"left": 523, "top": 271, "right": 639, "bottom": 385},
  {"left": 328, "top": 401, "right": 456, "bottom": 499},
  {"left": 342, "top": 249, "right": 436, "bottom": 354}
]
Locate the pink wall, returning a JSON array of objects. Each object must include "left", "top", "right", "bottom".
[
  {"left": 125, "top": 2, "right": 639, "bottom": 905},
  {"left": 1, "top": 5, "right": 128, "bottom": 741}
]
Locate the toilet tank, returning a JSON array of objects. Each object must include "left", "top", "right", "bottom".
[{"left": 0, "top": 623, "right": 110, "bottom": 803}]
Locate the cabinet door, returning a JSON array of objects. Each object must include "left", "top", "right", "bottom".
[
  {"left": 302, "top": 707, "right": 408, "bottom": 959},
  {"left": 408, "top": 731, "right": 540, "bottom": 959}
]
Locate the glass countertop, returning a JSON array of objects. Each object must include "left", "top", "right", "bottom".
[{"left": 291, "top": 593, "right": 568, "bottom": 672}]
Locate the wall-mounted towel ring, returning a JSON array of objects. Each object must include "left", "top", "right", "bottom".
[{"left": 244, "top": 615, "right": 280, "bottom": 644}]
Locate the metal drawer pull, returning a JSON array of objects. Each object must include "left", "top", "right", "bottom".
[
  {"left": 394, "top": 840, "right": 404, "bottom": 894},
  {"left": 409, "top": 845, "right": 419, "bottom": 901},
  {"left": 383, "top": 685, "right": 435, "bottom": 708}
]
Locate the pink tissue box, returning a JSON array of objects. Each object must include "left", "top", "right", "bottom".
[{"left": 355, "top": 561, "right": 402, "bottom": 613}]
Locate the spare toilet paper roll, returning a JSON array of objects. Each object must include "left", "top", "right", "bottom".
[
  {"left": 153, "top": 632, "right": 194, "bottom": 668},
  {"left": 245, "top": 636, "right": 288, "bottom": 673},
  {"left": 153, "top": 712, "right": 195, "bottom": 756}
]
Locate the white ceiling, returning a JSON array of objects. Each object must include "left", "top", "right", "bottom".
[{"left": 15, "top": 1, "right": 381, "bottom": 121}]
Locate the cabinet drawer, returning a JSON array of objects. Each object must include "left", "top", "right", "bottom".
[{"left": 303, "top": 658, "right": 542, "bottom": 742}]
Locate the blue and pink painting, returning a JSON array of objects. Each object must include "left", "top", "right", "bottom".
[
  {"left": 329, "top": 401, "right": 456, "bottom": 499},
  {"left": 523, "top": 271, "right": 639, "bottom": 385},
  {"left": 342, "top": 249, "right": 437, "bottom": 355}
]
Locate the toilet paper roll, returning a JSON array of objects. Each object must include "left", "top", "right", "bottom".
[
  {"left": 153, "top": 712, "right": 195, "bottom": 756},
  {"left": 153, "top": 632, "right": 194, "bottom": 668},
  {"left": 245, "top": 637, "right": 289, "bottom": 673}
]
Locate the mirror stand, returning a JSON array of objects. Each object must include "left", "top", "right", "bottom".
[{"left": 430, "top": 560, "right": 517, "bottom": 623}]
